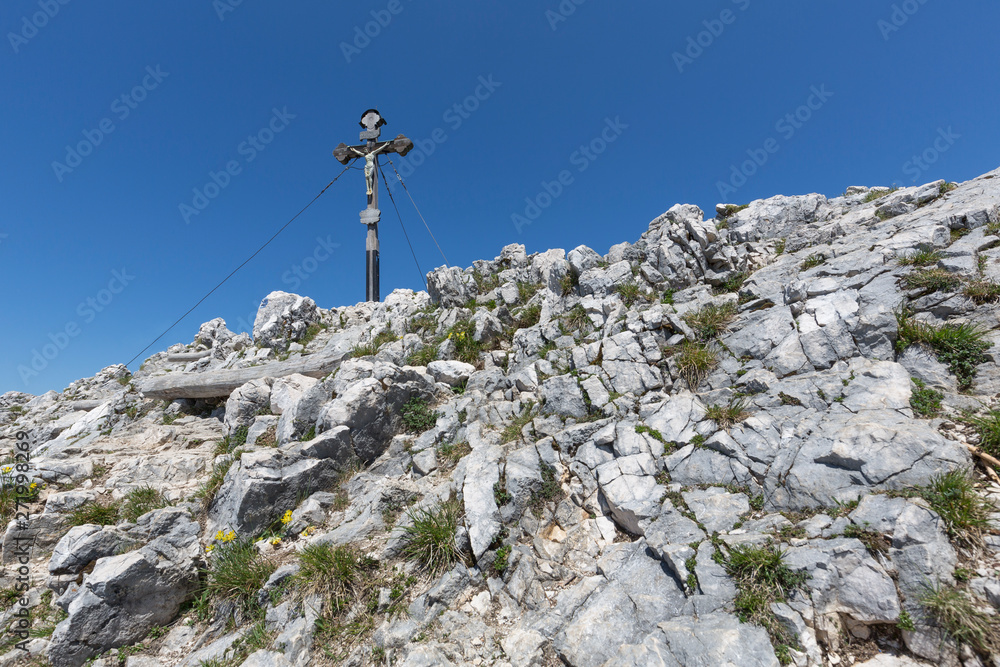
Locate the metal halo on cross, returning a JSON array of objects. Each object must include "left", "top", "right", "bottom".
[{"left": 359, "top": 109, "right": 387, "bottom": 131}]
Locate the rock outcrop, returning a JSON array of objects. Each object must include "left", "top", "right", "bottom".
[{"left": 2, "top": 170, "right": 1000, "bottom": 666}]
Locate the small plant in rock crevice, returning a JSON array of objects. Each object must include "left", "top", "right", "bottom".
[
  {"left": 895, "top": 307, "right": 991, "bottom": 392},
  {"left": 705, "top": 396, "right": 752, "bottom": 431},
  {"left": 800, "top": 253, "right": 827, "bottom": 270},
  {"left": 676, "top": 342, "right": 718, "bottom": 390},
  {"left": 400, "top": 396, "right": 439, "bottom": 434},
  {"left": 909, "top": 378, "right": 943, "bottom": 418},
  {"left": 400, "top": 499, "right": 465, "bottom": 576},
  {"left": 684, "top": 302, "right": 738, "bottom": 340},
  {"left": 919, "top": 581, "right": 1000, "bottom": 657},
  {"left": 918, "top": 469, "right": 996, "bottom": 549}
]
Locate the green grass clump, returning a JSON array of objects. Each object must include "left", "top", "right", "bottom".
[
  {"left": 723, "top": 542, "right": 808, "bottom": 664},
  {"left": 493, "top": 544, "right": 511, "bottom": 574},
  {"left": 350, "top": 343, "right": 379, "bottom": 358},
  {"left": 676, "top": 342, "right": 718, "bottom": 390},
  {"left": 714, "top": 271, "right": 749, "bottom": 295},
  {"left": 296, "top": 543, "right": 377, "bottom": 615},
  {"left": 717, "top": 204, "right": 749, "bottom": 220},
  {"left": 918, "top": 469, "right": 996, "bottom": 549},
  {"left": 684, "top": 302, "right": 738, "bottom": 340},
  {"left": 516, "top": 281, "right": 540, "bottom": 303},
  {"left": 502, "top": 402, "right": 538, "bottom": 444},
  {"left": 635, "top": 424, "right": 665, "bottom": 443},
  {"left": 298, "top": 322, "right": 329, "bottom": 348},
  {"left": 800, "top": 253, "right": 827, "bottom": 270},
  {"left": 560, "top": 269, "right": 579, "bottom": 296},
  {"left": 438, "top": 440, "right": 471, "bottom": 467},
  {"left": 964, "top": 279, "right": 1000, "bottom": 305},
  {"left": 530, "top": 462, "right": 563, "bottom": 510},
  {"left": 400, "top": 397, "right": 438, "bottom": 434},
  {"left": 920, "top": 582, "right": 1000, "bottom": 656},
  {"left": 203, "top": 537, "right": 277, "bottom": 613},
  {"left": 777, "top": 392, "right": 803, "bottom": 407},
  {"left": 513, "top": 304, "right": 542, "bottom": 330},
  {"left": 901, "top": 268, "right": 963, "bottom": 293},
  {"left": 218, "top": 425, "right": 248, "bottom": 455},
  {"left": 194, "top": 453, "right": 240, "bottom": 511},
  {"left": 842, "top": 523, "right": 888, "bottom": 558},
  {"left": 406, "top": 345, "right": 438, "bottom": 367},
  {"left": 400, "top": 500, "right": 465, "bottom": 576},
  {"left": 445, "top": 319, "right": 483, "bottom": 365},
  {"left": 895, "top": 308, "right": 991, "bottom": 392},
  {"left": 563, "top": 304, "right": 591, "bottom": 333},
  {"left": 909, "top": 378, "right": 943, "bottom": 418},
  {"left": 964, "top": 410, "right": 1000, "bottom": 460},
  {"left": 615, "top": 281, "right": 642, "bottom": 307},
  {"left": 68, "top": 499, "right": 122, "bottom": 527},
  {"left": 705, "top": 396, "right": 752, "bottom": 431},
  {"left": 120, "top": 485, "right": 170, "bottom": 522},
  {"left": 863, "top": 187, "right": 898, "bottom": 203},
  {"left": 774, "top": 239, "right": 786, "bottom": 256},
  {"left": 897, "top": 249, "right": 942, "bottom": 267}
]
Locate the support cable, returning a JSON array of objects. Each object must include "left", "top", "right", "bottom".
[
  {"left": 378, "top": 158, "right": 427, "bottom": 289},
  {"left": 124, "top": 166, "right": 351, "bottom": 367},
  {"left": 384, "top": 156, "right": 449, "bottom": 266}
]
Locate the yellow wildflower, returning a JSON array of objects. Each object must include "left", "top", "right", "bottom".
[
  {"left": 205, "top": 544, "right": 215, "bottom": 553},
  {"left": 270, "top": 537, "right": 282, "bottom": 546},
  {"left": 1, "top": 466, "right": 11, "bottom": 474},
  {"left": 300, "top": 526, "right": 315, "bottom": 538},
  {"left": 281, "top": 510, "right": 293, "bottom": 525},
  {"left": 223, "top": 530, "right": 237, "bottom": 543},
  {"left": 215, "top": 530, "right": 224, "bottom": 541}
]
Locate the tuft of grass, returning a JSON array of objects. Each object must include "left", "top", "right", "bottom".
[
  {"left": 120, "top": 485, "right": 170, "bottom": 522},
  {"left": 714, "top": 271, "right": 749, "bottom": 295},
  {"left": 705, "top": 396, "right": 752, "bottom": 430},
  {"left": 296, "top": 543, "right": 377, "bottom": 615},
  {"left": 939, "top": 181, "right": 958, "bottom": 195},
  {"left": 676, "top": 342, "right": 718, "bottom": 390},
  {"left": 438, "top": 440, "right": 471, "bottom": 466},
  {"left": 661, "top": 289, "right": 675, "bottom": 305},
  {"left": 901, "top": 268, "right": 963, "bottom": 293},
  {"left": 563, "top": 304, "right": 591, "bottom": 333},
  {"left": 918, "top": 469, "right": 996, "bottom": 549},
  {"left": 895, "top": 307, "right": 991, "bottom": 392},
  {"left": 299, "top": 322, "right": 329, "bottom": 348},
  {"left": 774, "top": 239, "right": 786, "bottom": 256},
  {"left": 559, "top": 268, "right": 580, "bottom": 296},
  {"left": 530, "top": 462, "right": 563, "bottom": 510},
  {"left": 777, "top": 392, "right": 803, "bottom": 407},
  {"left": 406, "top": 345, "right": 438, "bottom": 367},
  {"left": 863, "top": 187, "right": 898, "bottom": 203},
  {"left": 635, "top": 424, "right": 665, "bottom": 444},
  {"left": 351, "top": 343, "right": 379, "bottom": 358},
  {"left": 516, "top": 281, "right": 540, "bottom": 303},
  {"left": 897, "top": 249, "right": 943, "bottom": 267},
  {"left": 502, "top": 402, "right": 538, "bottom": 444},
  {"left": 203, "top": 537, "right": 276, "bottom": 613},
  {"left": 842, "top": 522, "right": 888, "bottom": 558},
  {"left": 723, "top": 542, "right": 808, "bottom": 663},
  {"left": 964, "top": 410, "right": 1000, "bottom": 460},
  {"left": 512, "top": 304, "right": 542, "bottom": 330},
  {"left": 964, "top": 279, "right": 1000, "bottom": 305},
  {"left": 920, "top": 582, "right": 1000, "bottom": 656},
  {"left": 68, "top": 499, "right": 122, "bottom": 527},
  {"left": 615, "top": 281, "right": 642, "bottom": 307},
  {"left": 400, "top": 499, "right": 465, "bottom": 576},
  {"left": 194, "top": 453, "right": 240, "bottom": 511},
  {"left": 800, "top": 253, "right": 827, "bottom": 271},
  {"left": 717, "top": 203, "right": 749, "bottom": 220},
  {"left": 684, "top": 302, "right": 737, "bottom": 340},
  {"left": 909, "top": 378, "right": 943, "bottom": 418},
  {"left": 400, "top": 397, "right": 438, "bottom": 434}
]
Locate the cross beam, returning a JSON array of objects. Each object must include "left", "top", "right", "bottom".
[{"left": 333, "top": 109, "right": 413, "bottom": 303}]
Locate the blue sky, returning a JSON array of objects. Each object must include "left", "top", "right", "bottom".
[{"left": 3, "top": 1, "right": 999, "bottom": 395}]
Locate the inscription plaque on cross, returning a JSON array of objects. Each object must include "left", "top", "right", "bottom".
[{"left": 333, "top": 109, "right": 414, "bottom": 303}]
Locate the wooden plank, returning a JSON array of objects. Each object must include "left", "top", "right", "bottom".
[
  {"left": 166, "top": 352, "right": 212, "bottom": 362},
  {"left": 135, "top": 351, "right": 348, "bottom": 400}
]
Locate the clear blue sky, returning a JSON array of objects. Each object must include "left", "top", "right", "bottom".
[{"left": 3, "top": 1, "right": 999, "bottom": 395}]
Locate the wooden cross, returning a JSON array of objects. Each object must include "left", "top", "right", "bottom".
[{"left": 333, "top": 109, "right": 414, "bottom": 302}]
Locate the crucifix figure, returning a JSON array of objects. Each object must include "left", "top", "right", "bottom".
[{"left": 333, "top": 109, "right": 414, "bottom": 303}]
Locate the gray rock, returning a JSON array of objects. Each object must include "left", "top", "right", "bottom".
[
  {"left": 47, "top": 522, "right": 200, "bottom": 667},
  {"left": 426, "top": 360, "right": 476, "bottom": 387},
  {"left": 207, "top": 449, "right": 340, "bottom": 538},
  {"left": 682, "top": 487, "right": 750, "bottom": 533},
  {"left": 463, "top": 445, "right": 502, "bottom": 559},
  {"left": 603, "top": 612, "right": 779, "bottom": 667},
  {"left": 269, "top": 374, "right": 319, "bottom": 415},
  {"left": 49, "top": 525, "right": 130, "bottom": 576},
  {"left": 252, "top": 291, "right": 319, "bottom": 351},
  {"left": 540, "top": 375, "right": 588, "bottom": 420},
  {"left": 427, "top": 266, "right": 472, "bottom": 307},
  {"left": 223, "top": 378, "right": 272, "bottom": 437}
]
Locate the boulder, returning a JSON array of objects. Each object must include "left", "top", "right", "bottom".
[
  {"left": 223, "top": 378, "right": 272, "bottom": 437},
  {"left": 252, "top": 291, "right": 319, "bottom": 351}
]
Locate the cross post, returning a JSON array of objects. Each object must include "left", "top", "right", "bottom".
[{"left": 333, "top": 109, "right": 414, "bottom": 302}]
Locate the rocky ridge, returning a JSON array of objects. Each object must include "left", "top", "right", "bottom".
[{"left": 3, "top": 169, "right": 1000, "bottom": 666}]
